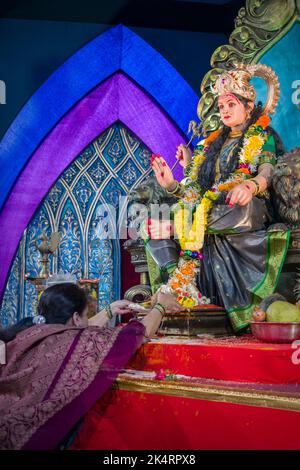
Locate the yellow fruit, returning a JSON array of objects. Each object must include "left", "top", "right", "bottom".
[{"left": 266, "top": 301, "right": 300, "bottom": 323}]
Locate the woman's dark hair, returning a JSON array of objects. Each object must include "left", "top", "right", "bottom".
[
  {"left": 38, "top": 282, "right": 88, "bottom": 324},
  {"left": 197, "top": 96, "right": 284, "bottom": 192},
  {"left": 0, "top": 283, "right": 88, "bottom": 343}
]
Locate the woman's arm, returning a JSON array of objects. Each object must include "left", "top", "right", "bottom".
[
  {"left": 147, "top": 219, "right": 174, "bottom": 239},
  {"left": 89, "top": 293, "right": 181, "bottom": 337},
  {"left": 88, "top": 308, "right": 111, "bottom": 327},
  {"left": 140, "top": 306, "right": 165, "bottom": 338},
  {"left": 88, "top": 300, "right": 135, "bottom": 327},
  {"left": 176, "top": 144, "right": 192, "bottom": 169},
  {"left": 140, "top": 292, "right": 182, "bottom": 338},
  {"left": 248, "top": 134, "right": 276, "bottom": 193}
]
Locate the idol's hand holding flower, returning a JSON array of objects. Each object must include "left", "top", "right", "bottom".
[{"left": 176, "top": 144, "right": 192, "bottom": 168}]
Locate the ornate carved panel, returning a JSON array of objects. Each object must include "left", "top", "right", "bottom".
[{"left": 198, "top": 0, "right": 300, "bottom": 134}]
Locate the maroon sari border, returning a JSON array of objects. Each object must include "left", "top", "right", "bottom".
[{"left": 22, "top": 321, "right": 145, "bottom": 450}]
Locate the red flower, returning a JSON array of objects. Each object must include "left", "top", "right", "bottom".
[{"left": 155, "top": 369, "right": 167, "bottom": 380}]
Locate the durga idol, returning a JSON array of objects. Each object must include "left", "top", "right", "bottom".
[{"left": 146, "top": 63, "right": 290, "bottom": 333}]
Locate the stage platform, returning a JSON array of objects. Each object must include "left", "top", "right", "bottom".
[
  {"left": 72, "top": 335, "right": 300, "bottom": 450},
  {"left": 128, "top": 335, "right": 300, "bottom": 384}
]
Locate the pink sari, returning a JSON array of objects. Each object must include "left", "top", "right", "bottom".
[{"left": 0, "top": 320, "right": 145, "bottom": 450}]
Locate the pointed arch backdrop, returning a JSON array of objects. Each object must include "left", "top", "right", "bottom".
[{"left": 0, "top": 24, "right": 199, "bottom": 318}]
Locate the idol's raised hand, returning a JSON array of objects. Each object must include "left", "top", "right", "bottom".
[
  {"left": 151, "top": 155, "right": 175, "bottom": 189},
  {"left": 176, "top": 144, "right": 192, "bottom": 168}
]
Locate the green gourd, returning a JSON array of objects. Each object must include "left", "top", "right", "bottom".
[{"left": 266, "top": 301, "right": 300, "bottom": 323}]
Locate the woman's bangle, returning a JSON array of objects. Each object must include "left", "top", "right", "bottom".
[
  {"left": 153, "top": 303, "right": 166, "bottom": 316},
  {"left": 105, "top": 304, "right": 114, "bottom": 320}
]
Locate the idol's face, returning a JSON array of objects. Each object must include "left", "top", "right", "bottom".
[{"left": 218, "top": 94, "right": 252, "bottom": 129}]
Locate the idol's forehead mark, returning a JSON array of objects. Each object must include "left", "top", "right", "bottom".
[{"left": 218, "top": 93, "right": 241, "bottom": 105}]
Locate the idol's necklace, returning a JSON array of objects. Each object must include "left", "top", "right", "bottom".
[{"left": 229, "top": 130, "right": 243, "bottom": 138}]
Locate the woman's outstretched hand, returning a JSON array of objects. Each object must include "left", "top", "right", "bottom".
[
  {"left": 110, "top": 300, "right": 135, "bottom": 315},
  {"left": 89, "top": 300, "right": 135, "bottom": 327},
  {"left": 226, "top": 183, "right": 253, "bottom": 207},
  {"left": 176, "top": 144, "right": 192, "bottom": 168},
  {"left": 141, "top": 291, "right": 182, "bottom": 338},
  {"left": 151, "top": 155, "right": 175, "bottom": 189},
  {"left": 156, "top": 291, "right": 182, "bottom": 314}
]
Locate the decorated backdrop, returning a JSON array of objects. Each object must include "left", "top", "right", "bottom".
[
  {"left": 0, "top": 123, "right": 153, "bottom": 325},
  {"left": 254, "top": 23, "right": 300, "bottom": 151},
  {"left": 0, "top": 24, "right": 199, "bottom": 325}
]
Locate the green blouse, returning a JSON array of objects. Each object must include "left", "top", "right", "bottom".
[{"left": 258, "top": 134, "right": 277, "bottom": 166}]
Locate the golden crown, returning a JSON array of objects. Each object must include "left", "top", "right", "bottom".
[{"left": 212, "top": 63, "right": 280, "bottom": 115}]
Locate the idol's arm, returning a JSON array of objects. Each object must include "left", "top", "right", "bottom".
[
  {"left": 248, "top": 162, "right": 274, "bottom": 193},
  {"left": 228, "top": 162, "right": 275, "bottom": 206}
]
